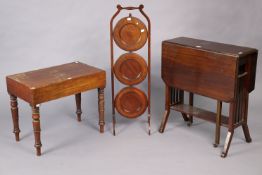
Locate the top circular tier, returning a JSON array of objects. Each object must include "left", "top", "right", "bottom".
[{"left": 113, "top": 16, "right": 148, "bottom": 51}]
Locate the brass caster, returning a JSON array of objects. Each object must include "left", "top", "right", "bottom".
[
  {"left": 213, "top": 143, "right": 218, "bottom": 148},
  {"left": 246, "top": 138, "right": 252, "bottom": 143},
  {"left": 221, "top": 152, "right": 227, "bottom": 158},
  {"left": 159, "top": 127, "right": 164, "bottom": 133}
]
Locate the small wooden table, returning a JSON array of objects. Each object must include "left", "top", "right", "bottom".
[
  {"left": 159, "top": 37, "right": 258, "bottom": 157},
  {"left": 6, "top": 62, "right": 106, "bottom": 156}
]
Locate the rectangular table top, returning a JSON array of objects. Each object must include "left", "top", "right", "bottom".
[
  {"left": 7, "top": 62, "right": 104, "bottom": 89},
  {"left": 164, "top": 37, "right": 257, "bottom": 57},
  {"left": 162, "top": 37, "right": 258, "bottom": 102},
  {"left": 6, "top": 62, "right": 106, "bottom": 105}
]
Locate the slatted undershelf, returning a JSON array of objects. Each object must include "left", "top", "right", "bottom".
[{"left": 171, "top": 104, "right": 229, "bottom": 127}]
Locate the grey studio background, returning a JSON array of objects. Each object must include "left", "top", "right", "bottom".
[{"left": 0, "top": 0, "right": 261, "bottom": 175}]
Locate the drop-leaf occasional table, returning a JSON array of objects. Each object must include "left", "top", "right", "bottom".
[{"left": 159, "top": 37, "right": 258, "bottom": 158}]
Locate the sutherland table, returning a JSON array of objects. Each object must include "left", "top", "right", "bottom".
[
  {"left": 6, "top": 62, "right": 106, "bottom": 156},
  {"left": 159, "top": 37, "right": 258, "bottom": 158}
]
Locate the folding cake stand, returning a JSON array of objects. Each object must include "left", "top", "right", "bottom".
[{"left": 110, "top": 4, "right": 151, "bottom": 135}]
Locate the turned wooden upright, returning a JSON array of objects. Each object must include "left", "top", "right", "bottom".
[
  {"left": 6, "top": 62, "right": 106, "bottom": 156},
  {"left": 159, "top": 37, "right": 258, "bottom": 158}
]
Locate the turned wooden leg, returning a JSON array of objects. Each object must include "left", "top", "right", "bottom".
[
  {"left": 187, "top": 92, "right": 194, "bottom": 126},
  {"left": 75, "top": 93, "right": 82, "bottom": 122},
  {"left": 159, "top": 85, "right": 171, "bottom": 133},
  {"left": 98, "top": 88, "right": 105, "bottom": 133},
  {"left": 10, "top": 95, "right": 20, "bottom": 141},
  {"left": 221, "top": 102, "right": 235, "bottom": 158},
  {"left": 32, "top": 105, "right": 42, "bottom": 156},
  {"left": 214, "top": 101, "right": 222, "bottom": 147},
  {"left": 242, "top": 93, "right": 252, "bottom": 143}
]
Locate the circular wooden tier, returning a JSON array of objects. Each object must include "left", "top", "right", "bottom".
[
  {"left": 115, "top": 87, "right": 147, "bottom": 118},
  {"left": 114, "top": 53, "right": 147, "bottom": 85},
  {"left": 113, "top": 16, "right": 147, "bottom": 51}
]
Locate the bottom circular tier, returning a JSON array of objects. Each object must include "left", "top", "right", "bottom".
[{"left": 115, "top": 87, "right": 148, "bottom": 118}]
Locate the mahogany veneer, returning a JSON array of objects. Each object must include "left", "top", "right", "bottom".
[
  {"left": 6, "top": 62, "right": 106, "bottom": 156},
  {"left": 159, "top": 37, "right": 258, "bottom": 158}
]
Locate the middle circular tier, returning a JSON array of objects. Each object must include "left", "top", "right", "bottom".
[
  {"left": 114, "top": 53, "right": 148, "bottom": 85},
  {"left": 115, "top": 87, "right": 148, "bottom": 119}
]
